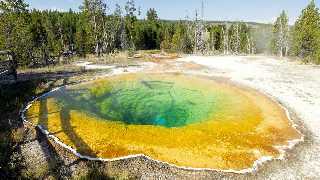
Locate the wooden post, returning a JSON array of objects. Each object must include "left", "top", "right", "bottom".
[{"left": 0, "top": 50, "right": 17, "bottom": 80}]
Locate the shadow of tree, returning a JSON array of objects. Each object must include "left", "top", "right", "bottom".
[
  {"left": 60, "top": 106, "right": 96, "bottom": 157},
  {"left": 0, "top": 67, "right": 101, "bottom": 179},
  {"left": 38, "top": 99, "right": 48, "bottom": 129},
  {"left": 53, "top": 79, "right": 96, "bottom": 158},
  {"left": 35, "top": 127, "right": 72, "bottom": 178},
  {"left": 0, "top": 79, "right": 46, "bottom": 178},
  {"left": 80, "top": 162, "right": 115, "bottom": 180},
  {"left": 33, "top": 93, "right": 74, "bottom": 178}
]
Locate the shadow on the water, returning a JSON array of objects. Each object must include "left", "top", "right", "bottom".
[
  {"left": 0, "top": 79, "right": 46, "bottom": 178},
  {"left": 38, "top": 99, "right": 48, "bottom": 129},
  {"left": 0, "top": 66, "right": 109, "bottom": 178},
  {"left": 60, "top": 106, "right": 96, "bottom": 157},
  {"left": 0, "top": 78, "right": 66, "bottom": 178},
  {"left": 55, "top": 85, "right": 97, "bottom": 158},
  {"left": 31, "top": 80, "right": 75, "bottom": 178}
]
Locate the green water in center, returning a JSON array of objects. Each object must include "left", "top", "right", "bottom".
[{"left": 54, "top": 74, "right": 221, "bottom": 127}]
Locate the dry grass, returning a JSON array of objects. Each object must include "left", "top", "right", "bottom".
[
  {"left": 74, "top": 50, "right": 181, "bottom": 66},
  {"left": 84, "top": 52, "right": 130, "bottom": 65},
  {"left": 18, "top": 64, "right": 84, "bottom": 74}
]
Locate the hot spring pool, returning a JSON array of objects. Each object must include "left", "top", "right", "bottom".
[{"left": 25, "top": 73, "right": 302, "bottom": 170}]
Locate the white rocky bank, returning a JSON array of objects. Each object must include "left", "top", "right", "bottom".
[{"left": 180, "top": 55, "right": 320, "bottom": 179}]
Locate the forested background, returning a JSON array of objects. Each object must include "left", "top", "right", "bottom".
[{"left": 1, "top": 0, "right": 320, "bottom": 66}]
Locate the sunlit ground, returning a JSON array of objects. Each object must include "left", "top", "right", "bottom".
[{"left": 26, "top": 73, "right": 301, "bottom": 170}]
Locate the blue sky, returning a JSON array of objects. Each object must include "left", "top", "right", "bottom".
[{"left": 25, "top": 0, "right": 318, "bottom": 24}]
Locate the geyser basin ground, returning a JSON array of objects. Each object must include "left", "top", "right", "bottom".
[{"left": 26, "top": 73, "right": 301, "bottom": 171}]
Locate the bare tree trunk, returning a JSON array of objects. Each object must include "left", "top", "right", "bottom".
[{"left": 93, "top": 14, "right": 100, "bottom": 56}]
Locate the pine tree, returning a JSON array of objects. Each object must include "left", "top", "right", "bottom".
[
  {"left": 208, "top": 25, "right": 224, "bottom": 53},
  {"left": 0, "top": 0, "right": 32, "bottom": 66},
  {"left": 171, "top": 22, "right": 193, "bottom": 53},
  {"left": 104, "top": 4, "right": 122, "bottom": 53},
  {"left": 124, "top": 0, "right": 137, "bottom": 51},
  {"left": 292, "top": 0, "right": 320, "bottom": 63},
  {"left": 171, "top": 23, "right": 183, "bottom": 52},
  {"left": 76, "top": 13, "right": 90, "bottom": 56},
  {"left": 80, "top": 0, "right": 107, "bottom": 56},
  {"left": 160, "top": 25, "right": 172, "bottom": 51},
  {"left": 30, "top": 11, "right": 49, "bottom": 64}
]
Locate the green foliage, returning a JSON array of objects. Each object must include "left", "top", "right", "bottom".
[
  {"left": 0, "top": 0, "right": 28, "bottom": 13},
  {"left": 4, "top": 0, "right": 320, "bottom": 66},
  {"left": 124, "top": 0, "right": 138, "bottom": 50},
  {"left": 30, "top": 11, "right": 48, "bottom": 55},
  {"left": 0, "top": 0, "right": 32, "bottom": 66},
  {"left": 207, "top": 25, "right": 223, "bottom": 52},
  {"left": 76, "top": 13, "right": 90, "bottom": 57},
  {"left": 292, "top": 0, "right": 320, "bottom": 64},
  {"left": 160, "top": 24, "right": 174, "bottom": 51},
  {"left": 146, "top": 8, "right": 158, "bottom": 22},
  {"left": 81, "top": 0, "right": 107, "bottom": 56},
  {"left": 171, "top": 27, "right": 181, "bottom": 52},
  {"left": 171, "top": 22, "right": 191, "bottom": 53},
  {"left": 0, "top": 0, "right": 260, "bottom": 66},
  {"left": 134, "top": 20, "right": 160, "bottom": 50}
]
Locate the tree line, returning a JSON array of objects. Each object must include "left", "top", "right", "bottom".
[
  {"left": 1, "top": 0, "right": 320, "bottom": 67},
  {"left": 0, "top": 0, "right": 256, "bottom": 67},
  {"left": 272, "top": 0, "right": 320, "bottom": 64}
]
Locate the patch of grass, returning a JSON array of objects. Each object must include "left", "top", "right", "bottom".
[
  {"left": 138, "top": 49, "right": 161, "bottom": 54},
  {"left": 80, "top": 169, "right": 114, "bottom": 180},
  {"left": 18, "top": 64, "right": 84, "bottom": 74},
  {"left": 10, "top": 128, "right": 24, "bottom": 144},
  {"left": 79, "top": 163, "right": 134, "bottom": 180},
  {"left": 0, "top": 133, "right": 10, "bottom": 164},
  {"left": 0, "top": 78, "right": 66, "bottom": 179},
  {"left": 0, "top": 80, "right": 43, "bottom": 178},
  {"left": 84, "top": 52, "right": 130, "bottom": 65}
]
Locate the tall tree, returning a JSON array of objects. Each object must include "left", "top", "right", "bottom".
[
  {"left": 272, "top": 10, "right": 289, "bottom": 57},
  {"left": 0, "top": 0, "right": 31, "bottom": 66},
  {"left": 208, "top": 25, "right": 223, "bottom": 53},
  {"left": 124, "top": 0, "right": 137, "bottom": 50},
  {"left": 292, "top": 0, "right": 320, "bottom": 63},
  {"left": 30, "top": 11, "right": 49, "bottom": 64},
  {"left": 171, "top": 22, "right": 193, "bottom": 53},
  {"left": 135, "top": 8, "right": 160, "bottom": 50},
  {"left": 76, "top": 12, "right": 90, "bottom": 56},
  {"left": 229, "top": 23, "right": 241, "bottom": 54},
  {"left": 194, "top": 10, "right": 206, "bottom": 54},
  {"left": 160, "top": 24, "right": 173, "bottom": 51},
  {"left": 80, "top": 0, "right": 107, "bottom": 56},
  {"left": 104, "top": 3, "right": 123, "bottom": 53}
]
